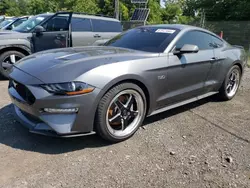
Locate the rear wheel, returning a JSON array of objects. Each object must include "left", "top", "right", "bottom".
[
  {"left": 218, "top": 65, "right": 241, "bottom": 101},
  {"left": 0, "top": 51, "right": 25, "bottom": 78},
  {"left": 95, "top": 83, "right": 147, "bottom": 142}
]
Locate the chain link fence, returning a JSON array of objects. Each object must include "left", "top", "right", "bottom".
[
  {"left": 193, "top": 21, "right": 250, "bottom": 49},
  {"left": 121, "top": 21, "right": 146, "bottom": 31},
  {"left": 190, "top": 20, "right": 250, "bottom": 67}
]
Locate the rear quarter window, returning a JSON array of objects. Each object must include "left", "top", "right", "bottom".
[
  {"left": 211, "top": 35, "right": 224, "bottom": 48},
  {"left": 91, "top": 19, "right": 122, "bottom": 32}
]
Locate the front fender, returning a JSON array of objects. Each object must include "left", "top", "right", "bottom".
[
  {"left": 0, "top": 38, "right": 32, "bottom": 54},
  {"left": 76, "top": 62, "right": 155, "bottom": 115}
]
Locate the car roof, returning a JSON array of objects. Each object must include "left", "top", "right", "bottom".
[
  {"left": 18, "top": 16, "right": 30, "bottom": 19},
  {"left": 36, "top": 13, "right": 54, "bottom": 17},
  {"left": 141, "top": 24, "right": 203, "bottom": 30},
  {"left": 140, "top": 24, "right": 222, "bottom": 38},
  {"left": 33, "top": 13, "right": 119, "bottom": 22},
  {"left": 72, "top": 14, "right": 120, "bottom": 22}
]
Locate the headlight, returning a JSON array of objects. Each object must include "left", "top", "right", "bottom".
[{"left": 41, "top": 82, "right": 94, "bottom": 95}]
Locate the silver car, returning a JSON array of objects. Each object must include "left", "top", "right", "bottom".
[
  {"left": 8, "top": 24, "right": 247, "bottom": 142},
  {"left": 0, "top": 12, "right": 122, "bottom": 78}
]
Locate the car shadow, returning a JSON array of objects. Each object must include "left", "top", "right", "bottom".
[
  {"left": 143, "top": 96, "right": 216, "bottom": 126},
  {"left": 0, "top": 105, "right": 111, "bottom": 154},
  {"left": 0, "top": 74, "right": 7, "bottom": 81},
  {"left": 0, "top": 96, "right": 222, "bottom": 155}
]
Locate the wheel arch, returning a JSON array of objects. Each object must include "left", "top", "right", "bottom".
[
  {"left": 0, "top": 45, "right": 31, "bottom": 56},
  {"left": 109, "top": 79, "right": 151, "bottom": 115},
  {"left": 233, "top": 61, "right": 243, "bottom": 74},
  {"left": 102, "top": 75, "right": 153, "bottom": 112},
  {"left": 92, "top": 77, "right": 152, "bottom": 133}
]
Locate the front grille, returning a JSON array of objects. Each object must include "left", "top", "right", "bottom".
[{"left": 10, "top": 79, "right": 36, "bottom": 105}]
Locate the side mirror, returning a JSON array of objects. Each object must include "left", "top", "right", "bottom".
[
  {"left": 33, "top": 25, "right": 45, "bottom": 36},
  {"left": 6, "top": 26, "right": 12, "bottom": 30},
  {"left": 174, "top": 44, "right": 199, "bottom": 55}
]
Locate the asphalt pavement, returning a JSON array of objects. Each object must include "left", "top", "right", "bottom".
[{"left": 0, "top": 69, "right": 249, "bottom": 188}]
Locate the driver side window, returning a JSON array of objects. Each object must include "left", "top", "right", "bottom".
[
  {"left": 175, "top": 30, "right": 214, "bottom": 51},
  {"left": 42, "top": 14, "right": 69, "bottom": 32}
]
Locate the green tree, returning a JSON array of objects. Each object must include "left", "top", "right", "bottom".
[
  {"left": 183, "top": 0, "right": 250, "bottom": 21},
  {"left": 99, "top": 0, "right": 114, "bottom": 17},
  {"left": 162, "top": 2, "right": 193, "bottom": 24},
  {"left": 120, "top": 2, "right": 129, "bottom": 21},
  {"left": 0, "top": 0, "right": 21, "bottom": 16},
  {"left": 147, "top": 0, "right": 163, "bottom": 24},
  {"left": 28, "top": 0, "right": 47, "bottom": 15},
  {"left": 65, "top": 0, "right": 99, "bottom": 13}
]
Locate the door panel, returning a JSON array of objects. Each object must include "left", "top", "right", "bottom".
[
  {"left": 155, "top": 30, "right": 220, "bottom": 109},
  {"left": 32, "top": 13, "right": 71, "bottom": 52},
  {"left": 205, "top": 37, "right": 226, "bottom": 92},
  {"left": 156, "top": 50, "right": 213, "bottom": 108},
  {"left": 33, "top": 31, "right": 69, "bottom": 52},
  {"left": 72, "top": 32, "right": 95, "bottom": 46},
  {"left": 204, "top": 48, "right": 224, "bottom": 92},
  {"left": 71, "top": 17, "right": 96, "bottom": 46}
]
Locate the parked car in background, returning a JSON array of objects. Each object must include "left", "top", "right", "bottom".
[
  {"left": 0, "top": 18, "right": 14, "bottom": 29},
  {"left": 0, "top": 16, "right": 5, "bottom": 23},
  {"left": 0, "top": 12, "right": 122, "bottom": 78},
  {"left": 0, "top": 16, "right": 14, "bottom": 23},
  {"left": 8, "top": 25, "right": 247, "bottom": 142},
  {"left": 0, "top": 16, "right": 30, "bottom": 31}
]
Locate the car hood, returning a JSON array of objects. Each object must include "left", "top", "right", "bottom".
[{"left": 13, "top": 46, "right": 158, "bottom": 84}]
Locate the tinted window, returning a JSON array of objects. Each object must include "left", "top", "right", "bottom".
[
  {"left": 175, "top": 31, "right": 214, "bottom": 50},
  {"left": 105, "top": 27, "right": 179, "bottom": 52},
  {"left": 92, "top": 19, "right": 122, "bottom": 32},
  {"left": 211, "top": 35, "right": 224, "bottom": 48},
  {"left": 43, "top": 15, "right": 69, "bottom": 32},
  {"left": 71, "top": 18, "right": 92, "bottom": 32}
]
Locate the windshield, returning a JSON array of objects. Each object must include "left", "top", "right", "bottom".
[
  {"left": 105, "top": 27, "right": 179, "bottom": 53},
  {"left": 0, "top": 19, "right": 14, "bottom": 29},
  {"left": 13, "top": 15, "right": 48, "bottom": 32}
]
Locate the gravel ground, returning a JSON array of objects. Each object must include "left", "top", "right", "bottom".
[{"left": 0, "top": 68, "right": 249, "bottom": 188}]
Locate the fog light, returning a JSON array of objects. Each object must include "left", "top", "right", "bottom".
[{"left": 43, "top": 108, "right": 79, "bottom": 113}]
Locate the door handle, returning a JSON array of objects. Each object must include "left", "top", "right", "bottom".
[
  {"left": 55, "top": 34, "right": 66, "bottom": 40},
  {"left": 94, "top": 34, "right": 101, "bottom": 38},
  {"left": 210, "top": 57, "right": 218, "bottom": 61}
]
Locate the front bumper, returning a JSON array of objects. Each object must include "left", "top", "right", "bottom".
[{"left": 8, "top": 78, "right": 102, "bottom": 137}]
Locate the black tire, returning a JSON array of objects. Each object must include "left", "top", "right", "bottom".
[
  {"left": 95, "top": 83, "right": 147, "bottom": 142},
  {"left": 218, "top": 65, "right": 242, "bottom": 101},
  {"left": 0, "top": 50, "right": 25, "bottom": 78}
]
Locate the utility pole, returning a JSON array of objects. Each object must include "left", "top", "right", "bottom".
[
  {"left": 115, "top": 0, "right": 119, "bottom": 20},
  {"left": 200, "top": 9, "right": 206, "bottom": 28}
]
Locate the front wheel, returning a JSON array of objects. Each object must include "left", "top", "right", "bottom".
[
  {"left": 218, "top": 65, "right": 242, "bottom": 101},
  {"left": 0, "top": 51, "right": 25, "bottom": 78},
  {"left": 95, "top": 83, "right": 147, "bottom": 142}
]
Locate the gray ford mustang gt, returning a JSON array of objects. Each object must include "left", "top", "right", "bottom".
[{"left": 8, "top": 24, "right": 247, "bottom": 142}]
